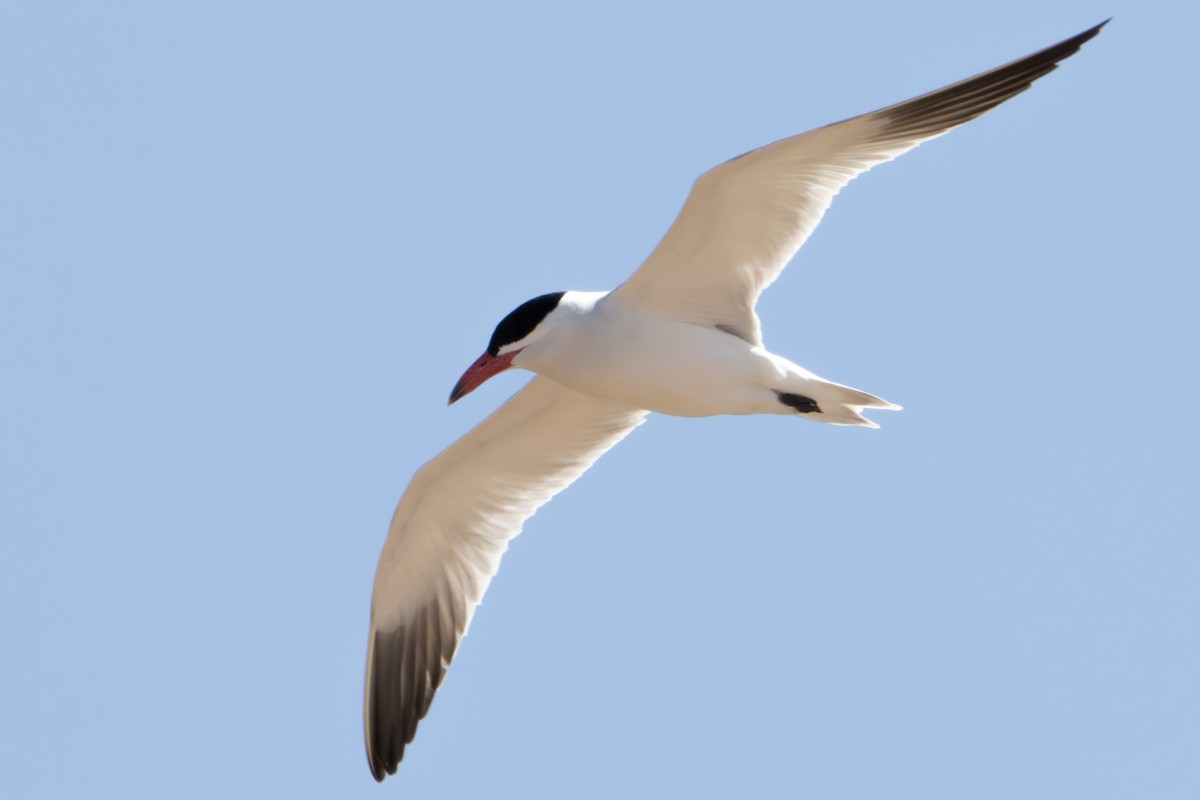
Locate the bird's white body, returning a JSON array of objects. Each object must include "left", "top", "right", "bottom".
[
  {"left": 515, "top": 290, "right": 892, "bottom": 421},
  {"left": 362, "top": 21, "right": 1107, "bottom": 781}
]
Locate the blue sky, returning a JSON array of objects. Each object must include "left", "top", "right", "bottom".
[{"left": 3, "top": 1, "right": 1197, "bottom": 798}]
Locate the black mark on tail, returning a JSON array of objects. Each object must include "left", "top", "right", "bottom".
[{"left": 777, "top": 392, "right": 821, "bottom": 414}]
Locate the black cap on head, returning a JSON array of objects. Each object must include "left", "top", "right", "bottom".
[{"left": 487, "top": 292, "right": 566, "bottom": 356}]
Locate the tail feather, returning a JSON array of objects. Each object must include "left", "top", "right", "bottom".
[{"left": 783, "top": 378, "right": 901, "bottom": 428}]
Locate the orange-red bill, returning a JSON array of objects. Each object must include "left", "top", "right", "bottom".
[{"left": 448, "top": 350, "right": 520, "bottom": 404}]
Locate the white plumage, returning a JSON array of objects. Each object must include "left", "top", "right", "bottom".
[{"left": 365, "top": 21, "right": 1106, "bottom": 781}]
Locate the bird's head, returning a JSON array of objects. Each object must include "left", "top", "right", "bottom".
[{"left": 448, "top": 291, "right": 567, "bottom": 404}]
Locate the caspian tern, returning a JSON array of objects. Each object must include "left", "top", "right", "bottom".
[{"left": 365, "top": 21, "right": 1106, "bottom": 781}]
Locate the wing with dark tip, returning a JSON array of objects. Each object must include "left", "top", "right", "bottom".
[
  {"left": 609, "top": 21, "right": 1107, "bottom": 345},
  {"left": 365, "top": 377, "right": 647, "bottom": 781}
]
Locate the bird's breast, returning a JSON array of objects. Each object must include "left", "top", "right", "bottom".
[{"left": 526, "top": 316, "right": 782, "bottom": 417}]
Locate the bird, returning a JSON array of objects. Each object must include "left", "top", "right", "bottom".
[{"left": 364, "top": 21, "right": 1106, "bottom": 781}]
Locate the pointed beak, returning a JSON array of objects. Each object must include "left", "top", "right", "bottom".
[{"left": 448, "top": 350, "right": 520, "bottom": 405}]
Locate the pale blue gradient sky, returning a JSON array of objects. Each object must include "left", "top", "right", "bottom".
[{"left": 3, "top": 2, "right": 1197, "bottom": 798}]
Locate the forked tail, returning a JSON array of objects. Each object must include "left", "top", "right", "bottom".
[{"left": 775, "top": 379, "right": 900, "bottom": 429}]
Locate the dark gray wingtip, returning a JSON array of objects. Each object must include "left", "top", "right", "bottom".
[
  {"left": 365, "top": 604, "right": 454, "bottom": 782},
  {"left": 879, "top": 20, "right": 1108, "bottom": 139}
]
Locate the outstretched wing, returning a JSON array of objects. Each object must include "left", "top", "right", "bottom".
[
  {"left": 609, "top": 22, "right": 1106, "bottom": 345},
  {"left": 365, "top": 376, "right": 648, "bottom": 781}
]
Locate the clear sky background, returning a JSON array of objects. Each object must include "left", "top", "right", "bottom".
[{"left": 3, "top": 1, "right": 1197, "bottom": 798}]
